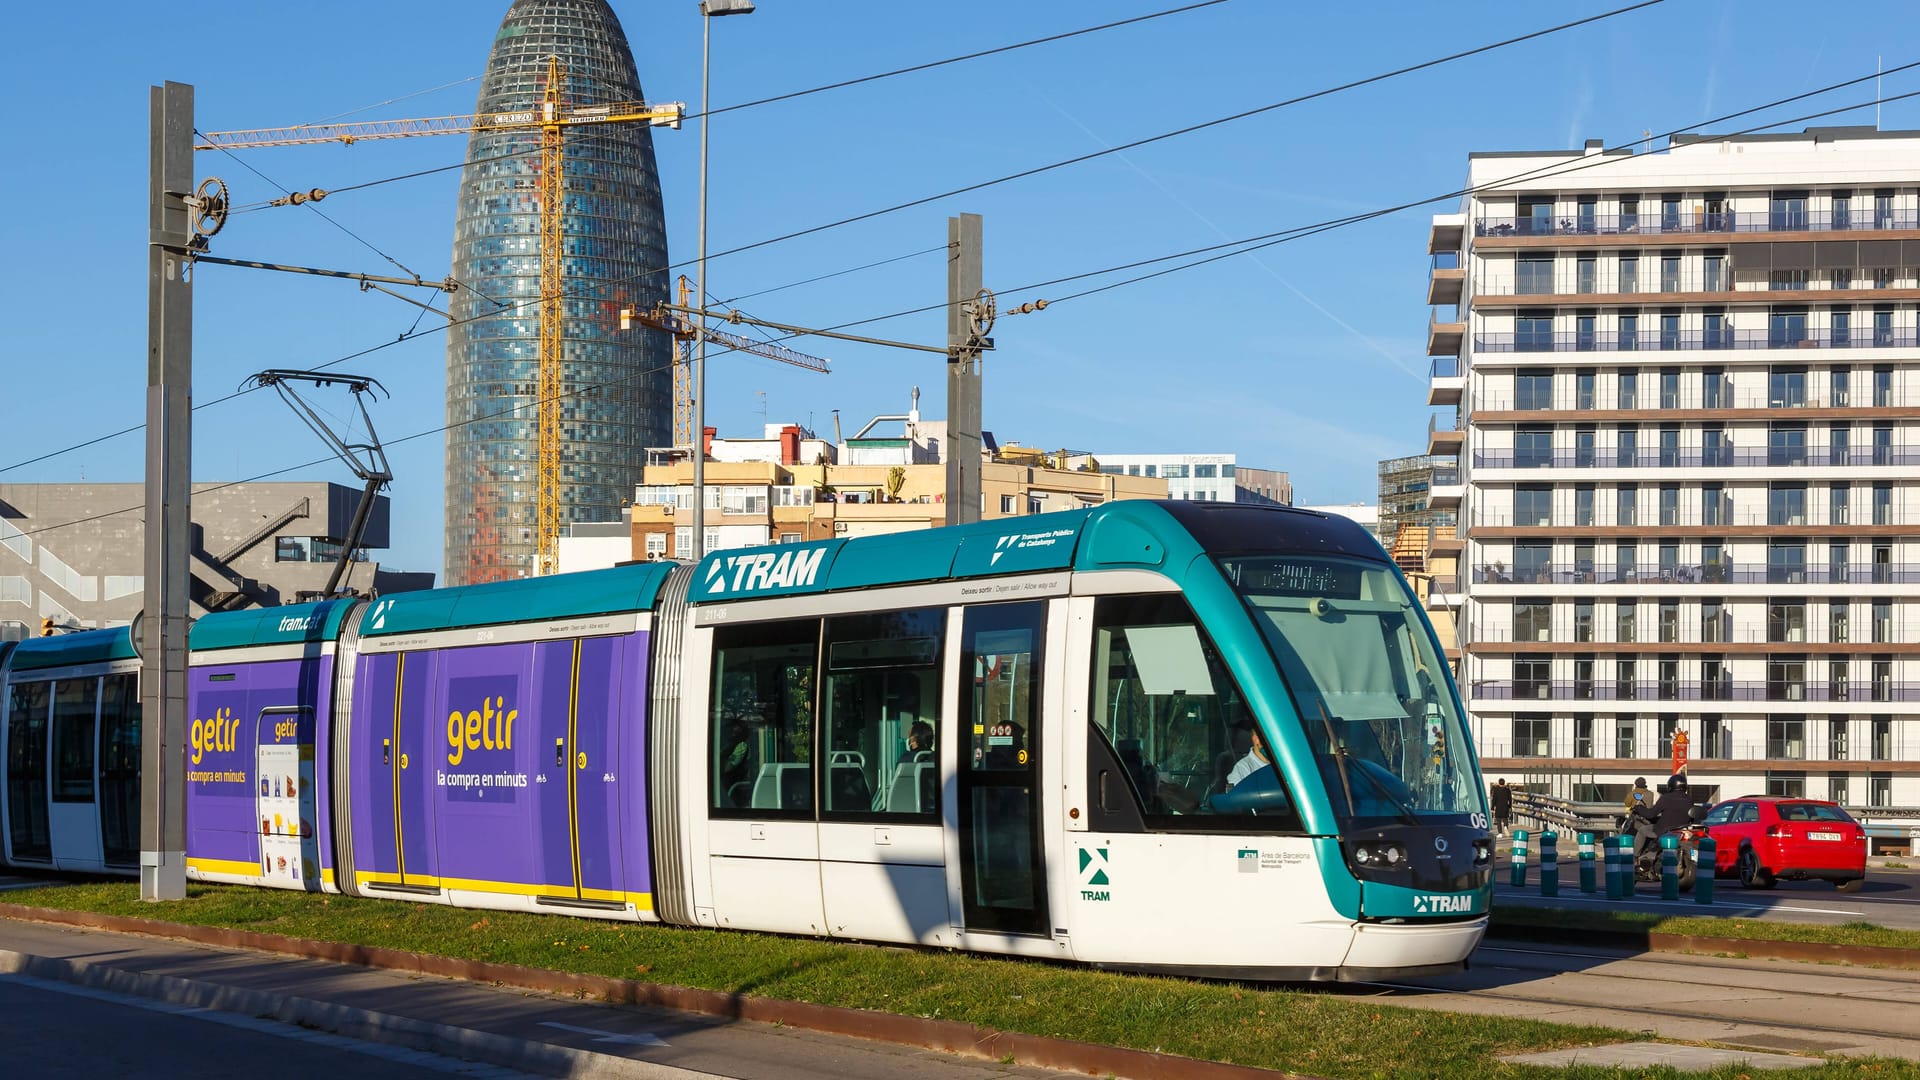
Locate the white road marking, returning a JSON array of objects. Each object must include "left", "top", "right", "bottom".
[{"left": 539, "top": 1021, "right": 670, "bottom": 1047}]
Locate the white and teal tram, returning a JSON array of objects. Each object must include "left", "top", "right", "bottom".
[{"left": 0, "top": 501, "right": 1490, "bottom": 980}]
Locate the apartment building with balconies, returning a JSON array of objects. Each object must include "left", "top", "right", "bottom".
[{"left": 1428, "top": 127, "right": 1920, "bottom": 808}]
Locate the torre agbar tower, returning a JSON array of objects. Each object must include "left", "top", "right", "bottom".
[{"left": 444, "top": 0, "right": 671, "bottom": 585}]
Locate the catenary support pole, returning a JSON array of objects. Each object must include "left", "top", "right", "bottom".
[
  {"left": 945, "top": 213, "right": 983, "bottom": 524},
  {"left": 141, "top": 80, "right": 193, "bottom": 901}
]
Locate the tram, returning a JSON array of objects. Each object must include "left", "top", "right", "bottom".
[{"left": 0, "top": 500, "right": 1491, "bottom": 980}]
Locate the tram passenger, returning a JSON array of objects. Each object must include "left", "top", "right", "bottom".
[{"left": 897, "top": 720, "right": 934, "bottom": 764}]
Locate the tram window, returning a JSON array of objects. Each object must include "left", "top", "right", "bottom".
[
  {"left": 1089, "top": 594, "right": 1300, "bottom": 832},
  {"left": 819, "top": 608, "right": 945, "bottom": 821},
  {"left": 6, "top": 680, "right": 52, "bottom": 859},
  {"left": 51, "top": 677, "right": 100, "bottom": 803},
  {"left": 710, "top": 619, "right": 818, "bottom": 817}
]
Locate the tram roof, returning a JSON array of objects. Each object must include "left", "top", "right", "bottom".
[
  {"left": 356, "top": 560, "right": 676, "bottom": 638},
  {"left": 684, "top": 499, "right": 1384, "bottom": 604},
  {"left": 7, "top": 625, "right": 138, "bottom": 673},
  {"left": 189, "top": 599, "right": 359, "bottom": 653}
]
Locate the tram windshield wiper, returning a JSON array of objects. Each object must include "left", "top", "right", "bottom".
[{"left": 1314, "top": 700, "right": 1421, "bottom": 828}]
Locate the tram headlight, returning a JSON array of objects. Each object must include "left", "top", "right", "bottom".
[
  {"left": 1472, "top": 839, "right": 1493, "bottom": 865},
  {"left": 1351, "top": 842, "right": 1408, "bottom": 868}
]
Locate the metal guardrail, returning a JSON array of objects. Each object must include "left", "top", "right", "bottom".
[{"left": 1509, "top": 790, "right": 1920, "bottom": 854}]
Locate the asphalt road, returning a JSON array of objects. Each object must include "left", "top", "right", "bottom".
[{"left": 0, "top": 973, "right": 537, "bottom": 1080}]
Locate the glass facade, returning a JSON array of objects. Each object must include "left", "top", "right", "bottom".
[{"left": 445, "top": 0, "right": 672, "bottom": 584}]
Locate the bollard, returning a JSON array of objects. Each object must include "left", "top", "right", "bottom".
[
  {"left": 1660, "top": 833, "right": 1680, "bottom": 900},
  {"left": 1539, "top": 831, "right": 1559, "bottom": 896},
  {"left": 1695, "top": 835, "right": 1717, "bottom": 905},
  {"left": 1578, "top": 831, "right": 1597, "bottom": 893},
  {"left": 1614, "top": 835, "right": 1636, "bottom": 897},
  {"left": 1602, "top": 835, "right": 1620, "bottom": 898},
  {"left": 1509, "top": 829, "right": 1529, "bottom": 888}
]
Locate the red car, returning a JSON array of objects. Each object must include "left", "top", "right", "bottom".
[{"left": 1698, "top": 796, "right": 1867, "bottom": 892}]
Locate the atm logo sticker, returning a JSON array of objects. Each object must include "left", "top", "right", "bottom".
[{"left": 1079, "top": 846, "right": 1111, "bottom": 902}]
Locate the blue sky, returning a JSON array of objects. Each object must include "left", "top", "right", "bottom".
[{"left": 5, "top": 0, "right": 1916, "bottom": 576}]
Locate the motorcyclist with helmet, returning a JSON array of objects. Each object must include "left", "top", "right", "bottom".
[{"left": 1630, "top": 781, "right": 1693, "bottom": 868}]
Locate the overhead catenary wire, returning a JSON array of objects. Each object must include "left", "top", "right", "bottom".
[
  {"left": 10, "top": 50, "right": 1905, "bottom": 484},
  {"left": 19, "top": 76, "right": 1915, "bottom": 547},
  {"left": 693, "top": 0, "right": 1669, "bottom": 267},
  {"left": 690, "top": 0, "right": 1240, "bottom": 121}
]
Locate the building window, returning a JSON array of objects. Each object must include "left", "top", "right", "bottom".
[
  {"left": 1616, "top": 715, "right": 1638, "bottom": 759},
  {"left": 1514, "top": 601, "right": 1552, "bottom": 642},
  {"left": 1871, "top": 772, "right": 1893, "bottom": 808},
  {"left": 1701, "top": 600, "right": 1725, "bottom": 643},
  {"left": 1768, "top": 718, "right": 1806, "bottom": 760},
  {"left": 1616, "top": 602, "right": 1636, "bottom": 643},
  {"left": 1574, "top": 716, "right": 1594, "bottom": 758},
  {"left": 1873, "top": 483, "right": 1894, "bottom": 526},
  {"left": 1574, "top": 600, "right": 1595, "bottom": 643},
  {"left": 1513, "top": 716, "right": 1550, "bottom": 757},
  {"left": 1515, "top": 657, "right": 1551, "bottom": 700},
  {"left": 1027, "top": 497, "right": 1044, "bottom": 515},
  {"left": 1830, "top": 659, "right": 1852, "bottom": 702},
  {"left": 1768, "top": 599, "right": 1807, "bottom": 643},
  {"left": 1616, "top": 485, "right": 1637, "bottom": 527},
  {"left": 1829, "top": 772, "right": 1850, "bottom": 806},
  {"left": 1766, "top": 772, "right": 1807, "bottom": 799},
  {"left": 1767, "top": 658, "right": 1807, "bottom": 702},
  {"left": 1830, "top": 717, "right": 1851, "bottom": 761},
  {"left": 1831, "top": 600, "right": 1851, "bottom": 643},
  {"left": 1768, "top": 483, "right": 1807, "bottom": 526},
  {"left": 1515, "top": 485, "right": 1552, "bottom": 527},
  {"left": 1872, "top": 717, "right": 1893, "bottom": 760},
  {"left": 1771, "top": 269, "right": 1809, "bottom": 291},
  {"left": 644, "top": 533, "right": 667, "bottom": 558},
  {"left": 1001, "top": 495, "right": 1016, "bottom": 514}
]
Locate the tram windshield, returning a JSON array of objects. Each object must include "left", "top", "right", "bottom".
[{"left": 1219, "top": 554, "right": 1482, "bottom": 824}]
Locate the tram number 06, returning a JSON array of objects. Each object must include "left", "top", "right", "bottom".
[{"left": 1469, "top": 812, "right": 1488, "bottom": 829}]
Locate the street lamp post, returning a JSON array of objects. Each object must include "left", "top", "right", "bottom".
[{"left": 693, "top": 0, "right": 754, "bottom": 561}]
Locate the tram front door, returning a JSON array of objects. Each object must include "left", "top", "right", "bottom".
[{"left": 955, "top": 602, "right": 1049, "bottom": 936}]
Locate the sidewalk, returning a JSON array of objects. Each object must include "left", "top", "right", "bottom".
[{"left": 0, "top": 907, "right": 1283, "bottom": 1080}]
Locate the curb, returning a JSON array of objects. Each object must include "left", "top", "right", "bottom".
[
  {"left": 0, "top": 947, "right": 708, "bottom": 1080},
  {"left": 0, "top": 903, "right": 1303, "bottom": 1080},
  {"left": 1488, "top": 921, "right": 1920, "bottom": 970}
]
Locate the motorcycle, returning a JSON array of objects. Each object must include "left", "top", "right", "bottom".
[{"left": 1620, "top": 805, "right": 1710, "bottom": 892}]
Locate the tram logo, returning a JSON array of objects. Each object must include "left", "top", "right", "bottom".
[
  {"left": 1238, "top": 848, "right": 1260, "bottom": 873},
  {"left": 1077, "top": 846, "right": 1111, "bottom": 902},
  {"left": 704, "top": 547, "right": 827, "bottom": 595},
  {"left": 1412, "top": 893, "right": 1476, "bottom": 914}
]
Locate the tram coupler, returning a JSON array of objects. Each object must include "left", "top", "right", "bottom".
[{"left": 1660, "top": 833, "right": 1679, "bottom": 900}]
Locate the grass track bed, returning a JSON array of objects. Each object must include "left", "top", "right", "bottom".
[{"left": 8, "top": 883, "right": 1920, "bottom": 1078}]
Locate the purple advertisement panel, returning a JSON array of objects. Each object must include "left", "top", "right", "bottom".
[
  {"left": 350, "top": 629, "right": 652, "bottom": 904},
  {"left": 434, "top": 643, "right": 542, "bottom": 891},
  {"left": 619, "top": 632, "right": 653, "bottom": 903},
  {"left": 349, "top": 650, "right": 438, "bottom": 886},
  {"left": 185, "top": 654, "right": 333, "bottom": 879}
]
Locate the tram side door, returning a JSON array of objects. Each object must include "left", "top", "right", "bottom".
[
  {"left": 955, "top": 602, "right": 1049, "bottom": 937},
  {"left": 360, "top": 650, "right": 437, "bottom": 892},
  {"left": 533, "top": 636, "right": 625, "bottom": 905}
]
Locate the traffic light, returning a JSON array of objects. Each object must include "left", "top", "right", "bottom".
[{"left": 39, "top": 617, "right": 55, "bottom": 637}]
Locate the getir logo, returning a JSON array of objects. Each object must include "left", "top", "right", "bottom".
[
  {"left": 191, "top": 707, "right": 239, "bottom": 765},
  {"left": 447, "top": 696, "right": 517, "bottom": 766},
  {"left": 703, "top": 547, "right": 826, "bottom": 595}
]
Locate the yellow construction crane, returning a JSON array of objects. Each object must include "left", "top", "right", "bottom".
[
  {"left": 198, "top": 58, "right": 684, "bottom": 577},
  {"left": 621, "top": 276, "right": 831, "bottom": 448}
]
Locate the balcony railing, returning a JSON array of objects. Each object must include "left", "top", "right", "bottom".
[
  {"left": 1471, "top": 562, "right": 1920, "bottom": 586},
  {"left": 1475, "top": 327, "right": 1917, "bottom": 353},
  {"left": 1429, "top": 356, "right": 1461, "bottom": 379},
  {"left": 1473, "top": 387, "right": 1895, "bottom": 412},
  {"left": 1475, "top": 209, "right": 1920, "bottom": 238},
  {"left": 1469, "top": 509, "right": 1913, "bottom": 531},
  {"left": 1471, "top": 678, "right": 1920, "bottom": 703},
  {"left": 1477, "top": 737, "right": 1912, "bottom": 763},
  {"left": 1471, "top": 447, "right": 1920, "bottom": 468},
  {"left": 1429, "top": 465, "right": 1461, "bottom": 486}
]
